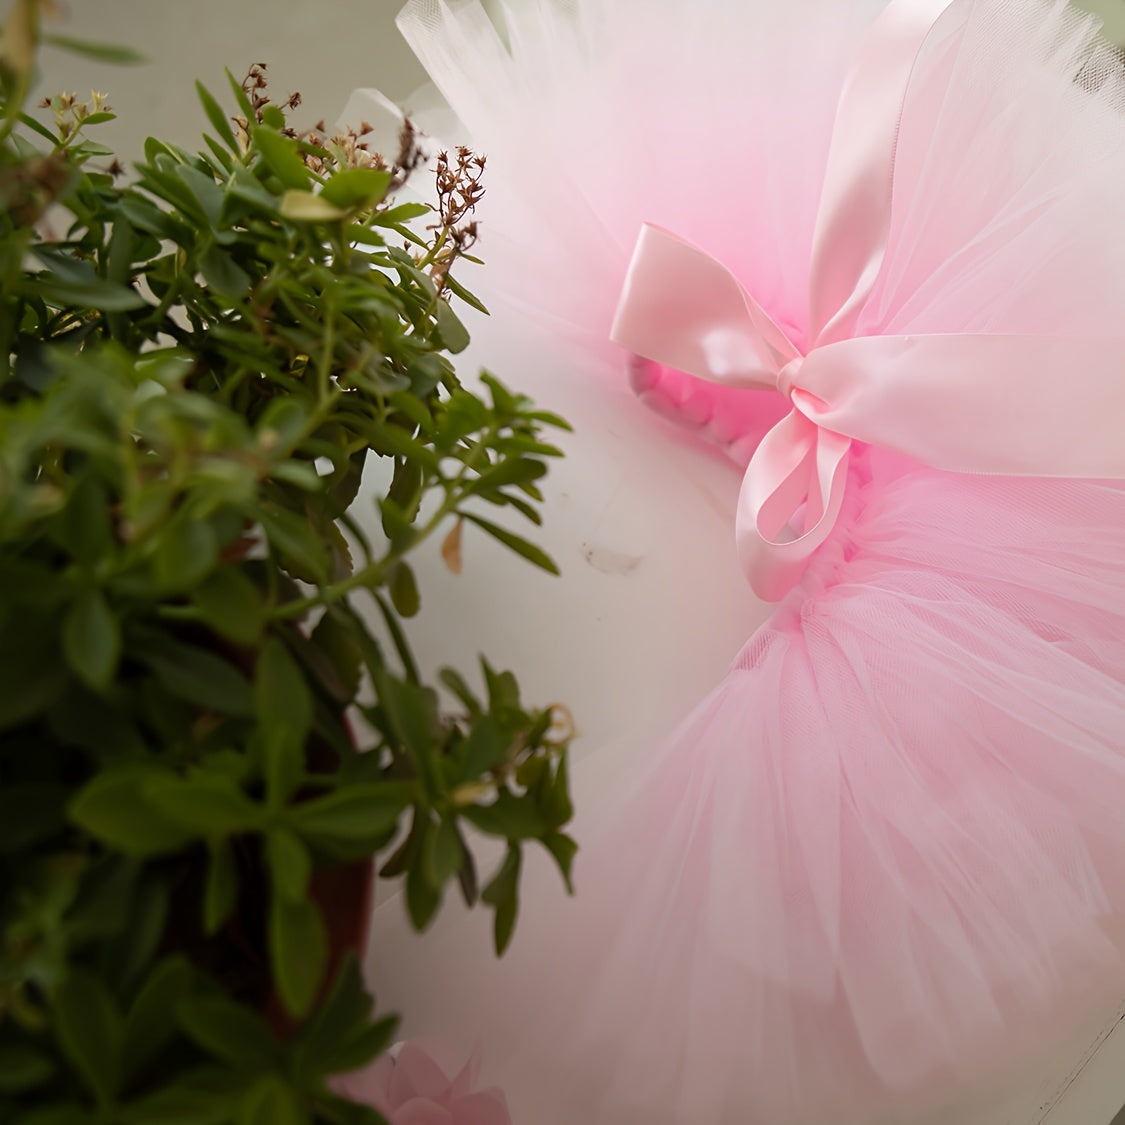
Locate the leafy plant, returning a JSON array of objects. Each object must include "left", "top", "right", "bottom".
[{"left": 0, "top": 4, "right": 575, "bottom": 1122}]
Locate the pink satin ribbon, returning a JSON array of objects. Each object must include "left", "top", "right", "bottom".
[{"left": 611, "top": 0, "right": 1125, "bottom": 601}]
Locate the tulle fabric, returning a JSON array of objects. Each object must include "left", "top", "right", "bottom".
[{"left": 370, "top": 0, "right": 1125, "bottom": 1120}]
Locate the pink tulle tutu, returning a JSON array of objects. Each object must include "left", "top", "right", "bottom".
[{"left": 366, "top": 0, "right": 1125, "bottom": 1120}]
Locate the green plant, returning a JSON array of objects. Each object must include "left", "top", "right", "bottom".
[{"left": 0, "top": 5, "right": 575, "bottom": 1123}]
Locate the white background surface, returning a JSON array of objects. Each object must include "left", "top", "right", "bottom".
[{"left": 27, "top": 0, "right": 1125, "bottom": 1121}]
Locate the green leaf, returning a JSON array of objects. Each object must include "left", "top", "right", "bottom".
[
  {"left": 253, "top": 126, "right": 310, "bottom": 190},
  {"left": 121, "top": 957, "right": 195, "bottom": 1084},
  {"left": 193, "top": 567, "right": 266, "bottom": 646},
  {"left": 196, "top": 81, "right": 238, "bottom": 152},
  {"left": 374, "top": 673, "right": 439, "bottom": 772},
  {"left": 461, "top": 513, "right": 559, "bottom": 575},
  {"left": 543, "top": 832, "right": 578, "bottom": 894},
  {"left": 121, "top": 1086, "right": 232, "bottom": 1125},
  {"left": 256, "top": 637, "right": 313, "bottom": 805},
  {"left": 279, "top": 189, "right": 345, "bottom": 221},
  {"left": 0, "top": 1046, "right": 54, "bottom": 1092},
  {"left": 460, "top": 716, "right": 508, "bottom": 777},
  {"left": 54, "top": 970, "right": 123, "bottom": 1105},
  {"left": 433, "top": 298, "right": 470, "bottom": 354},
  {"left": 463, "top": 785, "right": 546, "bottom": 842},
  {"left": 70, "top": 767, "right": 195, "bottom": 856},
  {"left": 261, "top": 505, "right": 330, "bottom": 583},
  {"left": 373, "top": 201, "right": 431, "bottom": 225},
  {"left": 62, "top": 475, "right": 113, "bottom": 565},
  {"left": 266, "top": 827, "right": 310, "bottom": 903},
  {"left": 308, "top": 608, "right": 363, "bottom": 703},
  {"left": 316, "top": 1013, "right": 399, "bottom": 1079},
  {"left": 143, "top": 642, "right": 255, "bottom": 717},
  {"left": 443, "top": 273, "right": 489, "bottom": 315},
  {"left": 291, "top": 954, "right": 397, "bottom": 1081},
  {"left": 319, "top": 167, "right": 392, "bottom": 210},
  {"left": 153, "top": 517, "right": 219, "bottom": 592},
  {"left": 43, "top": 33, "right": 146, "bottom": 63},
  {"left": 199, "top": 245, "right": 252, "bottom": 297},
  {"left": 0, "top": 784, "right": 66, "bottom": 853},
  {"left": 177, "top": 997, "right": 279, "bottom": 1069},
  {"left": 405, "top": 820, "right": 442, "bottom": 931},
  {"left": 62, "top": 589, "right": 120, "bottom": 691},
  {"left": 33, "top": 269, "right": 146, "bottom": 312},
  {"left": 423, "top": 815, "right": 462, "bottom": 891},
  {"left": 270, "top": 897, "right": 327, "bottom": 1019},
  {"left": 288, "top": 783, "right": 412, "bottom": 842},
  {"left": 438, "top": 667, "right": 482, "bottom": 718},
  {"left": 225, "top": 67, "right": 257, "bottom": 119},
  {"left": 388, "top": 560, "right": 420, "bottom": 618},
  {"left": 143, "top": 774, "right": 265, "bottom": 836},
  {"left": 204, "top": 841, "right": 239, "bottom": 934},
  {"left": 238, "top": 1075, "right": 305, "bottom": 1125},
  {"left": 481, "top": 844, "right": 522, "bottom": 955},
  {"left": 468, "top": 457, "right": 548, "bottom": 495}
]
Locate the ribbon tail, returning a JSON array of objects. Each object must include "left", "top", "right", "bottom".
[{"left": 736, "top": 410, "right": 852, "bottom": 601}]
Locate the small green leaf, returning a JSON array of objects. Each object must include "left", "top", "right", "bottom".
[
  {"left": 256, "top": 637, "right": 313, "bottom": 805},
  {"left": 54, "top": 970, "right": 123, "bottom": 1105},
  {"left": 388, "top": 560, "right": 420, "bottom": 618},
  {"left": 70, "top": 767, "right": 195, "bottom": 856},
  {"left": 121, "top": 1086, "right": 232, "bottom": 1125},
  {"left": 62, "top": 475, "right": 113, "bottom": 565},
  {"left": 543, "top": 832, "right": 578, "bottom": 894},
  {"left": 433, "top": 297, "right": 471, "bottom": 354},
  {"left": 122, "top": 956, "right": 196, "bottom": 1085},
  {"left": 34, "top": 273, "right": 146, "bottom": 312},
  {"left": 43, "top": 33, "right": 146, "bottom": 63},
  {"left": 288, "top": 783, "right": 412, "bottom": 842},
  {"left": 406, "top": 822, "right": 442, "bottom": 931},
  {"left": 267, "top": 827, "right": 310, "bottom": 903},
  {"left": 62, "top": 589, "right": 120, "bottom": 691},
  {"left": 481, "top": 844, "right": 522, "bottom": 955},
  {"left": 204, "top": 841, "right": 239, "bottom": 934},
  {"left": 143, "top": 774, "right": 265, "bottom": 836},
  {"left": 443, "top": 273, "right": 489, "bottom": 315},
  {"left": 253, "top": 127, "right": 310, "bottom": 190},
  {"left": 279, "top": 189, "right": 345, "bottom": 221},
  {"left": 308, "top": 609, "right": 363, "bottom": 703},
  {"left": 193, "top": 568, "right": 266, "bottom": 646},
  {"left": 238, "top": 1075, "right": 305, "bottom": 1125},
  {"left": 0, "top": 1046, "right": 54, "bottom": 1092},
  {"left": 153, "top": 517, "right": 219, "bottom": 592},
  {"left": 261, "top": 505, "right": 330, "bottom": 583},
  {"left": 460, "top": 716, "right": 508, "bottom": 777},
  {"left": 177, "top": 997, "right": 279, "bottom": 1069},
  {"left": 467, "top": 456, "right": 548, "bottom": 495},
  {"left": 143, "top": 642, "right": 255, "bottom": 717},
  {"left": 199, "top": 245, "right": 252, "bottom": 296},
  {"left": 0, "top": 783, "right": 67, "bottom": 852},
  {"left": 373, "top": 201, "right": 431, "bottom": 224},
  {"left": 291, "top": 954, "right": 396, "bottom": 1080},
  {"left": 461, "top": 513, "right": 559, "bottom": 575},
  {"left": 196, "top": 81, "right": 238, "bottom": 152},
  {"left": 423, "top": 815, "right": 462, "bottom": 891},
  {"left": 374, "top": 673, "right": 439, "bottom": 772},
  {"left": 270, "top": 897, "right": 327, "bottom": 1018},
  {"left": 319, "top": 167, "right": 392, "bottom": 210}
]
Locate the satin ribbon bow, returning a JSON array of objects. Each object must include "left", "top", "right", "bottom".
[{"left": 611, "top": 0, "right": 1125, "bottom": 601}]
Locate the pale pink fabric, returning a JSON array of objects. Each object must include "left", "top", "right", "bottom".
[
  {"left": 385, "top": 0, "right": 1125, "bottom": 1120},
  {"left": 332, "top": 1043, "right": 511, "bottom": 1125}
]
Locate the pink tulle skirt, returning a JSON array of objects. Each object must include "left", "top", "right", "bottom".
[{"left": 367, "top": 0, "right": 1125, "bottom": 1120}]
